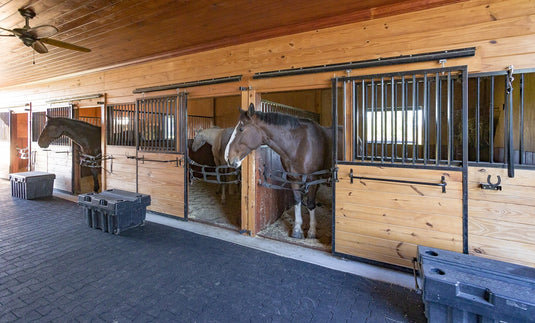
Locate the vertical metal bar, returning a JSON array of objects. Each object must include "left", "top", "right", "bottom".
[
  {"left": 489, "top": 76, "right": 494, "bottom": 163},
  {"left": 476, "top": 77, "right": 481, "bottom": 163},
  {"left": 331, "top": 77, "right": 338, "bottom": 254},
  {"left": 371, "top": 78, "right": 376, "bottom": 162},
  {"left": 182, "top": 93, "right": 189, "bottom": 219},
  {"left": 381, "top": 77, "right": 385, "bottom": 164},
  {"left": 520, "top": 73, "right": 525, "bottom": 164},
  {"left": 346, "top": 81, "right": 347, "bottom": 160},
  {"left": 362, "top": 79, "right": 366, "bottom": 162},
  {"left": 461, "top": 68, "right": 469, "bottom": 254},
  {"left": 353, "top": 81, "right": 358, "bottom": 160},
  {"left": 424, "top": 75, "right": 429, "bottom": 165},
  {"left": 507, "top": 73, "right": 514, "bottom": 177},
  {"left": 401, "top": 75, "right": 406, "bottom": 165},
  {"left": 447, "top": 71, "right": 452, "bottom": 166},
  {"left": 412, "top": 75, "right": 417, "bottom": 165},
  {"left": 435, "top": 73, "right": 441, "bottom": 165},
  {"left": 392, "top": 77, "right": 397, "bottom": 162},
  {"left": 121, "top": 106, "right": 125, "bottom": 145},
  {"left": 135, "top": 99, "right": 139, "bottom": 192}
]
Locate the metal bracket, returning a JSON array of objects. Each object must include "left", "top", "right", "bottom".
[
  {"left": 126, "top": 154, "right": 180, "bottom": 167},
  {"left": 239, "top": 229, "right": 251, "bottom": 236},
  {"left": 480, "top": 175, "right": 502, "bottom": 191},
  {"left": 349, "top": 169, "right": 447, "bottom": 193}
]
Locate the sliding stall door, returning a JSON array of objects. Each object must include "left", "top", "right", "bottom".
[
  {"left": 333, "top": 67, "right": 468, "bottom": 269},
  {"left": 136, "top": 94, "right": 187, "bottom": 218}
]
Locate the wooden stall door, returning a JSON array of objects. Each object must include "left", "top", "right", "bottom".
[
  {"left": 136, "top": 95, "right": 187, "bottom": 219},
  {"left": 332, "top": 66, "right": 468, "bottom": 269},
  {"left": 335, "top": 165, "right": 463, "bottom": 268},
  {"left": 0, "top": 111, "right": 11, "bottom": 179},
  {"left": 468, "top": 167, "right": 535, "bottom": 268},
  {"left": 11, "top": 111, "right": 30, "bottom": 173}
]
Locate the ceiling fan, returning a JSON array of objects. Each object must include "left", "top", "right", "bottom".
[{"left": 0, "top": 7, "right": 91, "bottom": 54}]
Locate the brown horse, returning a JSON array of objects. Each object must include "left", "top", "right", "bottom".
[
  {"left": 38, "top": 116, "right": 102, "bottom": 192},
  {"left": 225, "top": 103, "right": 340, "bottom": 239},
  {"left": 192, "top": 126, "right": 236, "bottom": 204}
]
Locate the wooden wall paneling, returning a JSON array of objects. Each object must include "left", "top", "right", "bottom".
[
  {"left": 254, "top": 147, "right": 295, "bottom": 234},
  {"left": 214, "top": 96, "right": 241, "bottom": 128},
  {"left": 335, "top": 164, "right": 463, "bottom": 268},
  {"left": 468, "top": 235, "right": 535, "bottom": 268},
  {"left": 335, "top": 231, "right": 417, "bottom": 268},
  {"left": 45, "top": 148, "right": 73, "bottom": 192},
  {"left": 138, "top": 151, "right": 185, "bottom": 218},
  {"left": 104, "top": 146, "right": 137, "bottom": 192},
  {"left": 188, "top": 98, "right": 215, "bottom": 117},
  {"left": 136, "top": 151, "right": 185, "bottom": 218},
  {"left": 468, "top": 166, "right": 535, "bottom": 267}
]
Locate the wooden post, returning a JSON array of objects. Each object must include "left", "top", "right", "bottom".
[{"left": 240, "top": 89, "right": 260, "bottom": 236}]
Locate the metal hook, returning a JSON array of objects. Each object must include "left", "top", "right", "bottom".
[
  {"left": 506, "top": 65, "right": 514, "bottom": 94},
  {"left": 480, "top": 175, "right": 502, "bottom": 191},
  {"left": 439, "top": 59, "right": 447, "bottom": 75}
]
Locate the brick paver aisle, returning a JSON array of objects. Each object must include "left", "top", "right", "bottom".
[{"left": 0, "top": 181, "right": 426, "bottom": 322}]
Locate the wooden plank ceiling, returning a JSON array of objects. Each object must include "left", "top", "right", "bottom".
[{"left": 0, "top": 0, "right": 463, "bottom": 88}]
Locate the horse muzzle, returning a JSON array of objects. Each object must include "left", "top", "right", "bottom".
[{"left": 227, "top": 157, "right": 241, "bottom": 168}]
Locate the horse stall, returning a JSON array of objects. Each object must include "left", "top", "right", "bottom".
[
  {"left": 105, "top": 95, "right": 187, "bottom": 218},
  {"left": 32, "top": 105, "right": 74, "bottom": 192},
  {"left": 332, "top": 66, "right": 535, "bottom": 270},
  {"left": 32, "top": 100, "right": 102, "bottom": 195},
  {"left": 186, "top": 95, "right": 242, "bottom": 230},
  {"left": 0, "top": 106, "right": 30, "bottom": 178},
  {"left": 249, "top": 93, "right": 335, "bottom": 251}
]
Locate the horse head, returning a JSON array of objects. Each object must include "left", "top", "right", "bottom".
[
  {"left": 38, "top": 116, "right": 63, "bottom": 148},
  {"left": 225, "top": 103, "right": 264, "bottom": 168},
  {"left": 191, "top": 129, "right": 208, "bottom": 152}
]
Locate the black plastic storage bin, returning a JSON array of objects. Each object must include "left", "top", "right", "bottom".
[
  {"left": 418, "top": 246, "right": 535, "bottom": 323},
  {"left": 78, "top": 189, "right": 151, "bottom": 234},
  {"left": 9, "top": 171, "right": 56, "bottom": 200}
]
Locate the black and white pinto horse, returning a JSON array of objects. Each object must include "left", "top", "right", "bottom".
[
  {"left": 225, "top": 103, "right": 340, "bottom": 239},
  {"left": 38, "top": 116, "right": 102, "bottom": 192}
]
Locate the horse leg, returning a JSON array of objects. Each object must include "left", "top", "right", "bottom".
[
  {"left": 91, "top": 168, "right": 100, "bottom": 192},
  {"left": 291, "top": 186, "right": 304, "bottom": 239},
  {"left": 221, "top": 183, "right": 227, "bottom": 204},
  {"left": 305, "top": 185, "right": 319, "bottom": 239}
]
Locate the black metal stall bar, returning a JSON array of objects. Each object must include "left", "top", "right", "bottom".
[
  {"left": 467, "top": 68, "right": 535, "bottom": 176},
  {"left": 344, "top": 66, "right": 463, "bottom": 167}
]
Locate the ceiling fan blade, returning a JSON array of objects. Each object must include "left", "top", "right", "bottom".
[
  {"left": 41, "top": 38, "right": 91, "bottom": 52},
  {"left": 32, "top": 40, "right": 48, "bottom": 53},
  {"left": 0, "top": 26, "right": 21, "bottom": 36},
  {"left": 27, "top": 25, "right": 57, "bottom": 39}
]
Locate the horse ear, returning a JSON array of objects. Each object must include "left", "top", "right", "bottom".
[
  {"left": 238, "top": 106, "right": 249, "bottom": 120},
  {"left": 247, "top": 103, "right": 255, "bottom": 117}
]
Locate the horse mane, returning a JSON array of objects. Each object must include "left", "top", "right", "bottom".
[
  {"left": 253, "top": 111, "right": 312, "bottom": 129},
  {"left": 49, "top": 117, "right": 100, "bottom": 130}
]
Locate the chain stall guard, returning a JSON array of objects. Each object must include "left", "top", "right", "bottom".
[
  {"left": 259, "top": 166, "right": 337, "bottom": 194},
  {"left": 79, "top": 153, "right": 114, "bottom": 173},
  {"left": 188, "top": 159, "right": 241, "bottom": 184}
]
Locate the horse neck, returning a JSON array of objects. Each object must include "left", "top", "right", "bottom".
[
  {"left": 61, "top": 122, "right": 99, "bottom": 153},
  {"left": 259, "top": 122, "right": 298, "bottom": 164},
  {"left": 203, "top": 128, "right": 223, "bottom": 146}
]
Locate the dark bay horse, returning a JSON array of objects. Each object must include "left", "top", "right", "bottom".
[
  {"left": 225, "top": 103, "right": 341, "bottom": 239},
  {"left": 38, "top": 116, "right": 102, "bottom": 192},
  {"left": 192, "top": 126, "right": 235, "bottom": 204}
]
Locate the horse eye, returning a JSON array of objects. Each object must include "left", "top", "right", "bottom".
[{"left": 239, "top": 127, "right": 244, "bottom": 132}]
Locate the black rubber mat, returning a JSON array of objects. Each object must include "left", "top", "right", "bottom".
[{"left": 0, "top": 182, "right": 425, "bottom": 322}]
